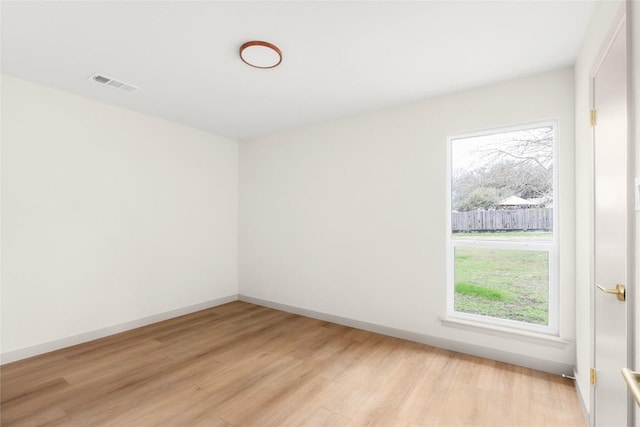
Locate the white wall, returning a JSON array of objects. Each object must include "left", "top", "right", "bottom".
[
  {"left": 573, "top": 0, "right": 627, "bottom": 416},
  {"left": 240, "top": 68, "right": 576, "bottom": 372},
  {"left": 1, "top": 75, "right": 238, "bottom": 360}
]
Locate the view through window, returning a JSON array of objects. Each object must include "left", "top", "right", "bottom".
[{"left": 449, "top": 122, "right": 557, "bottom": 333}]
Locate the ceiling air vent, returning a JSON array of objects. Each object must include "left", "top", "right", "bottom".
[{"left": 90, "top": 74, "right": 139, "bottom": 93}]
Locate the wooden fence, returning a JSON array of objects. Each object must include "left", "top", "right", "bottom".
[{"left": 452, "top": 208, "right": 552, "bottom": 232}]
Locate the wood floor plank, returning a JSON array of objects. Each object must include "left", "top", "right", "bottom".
[{"left": 0, "top": 301, "right": 585, "bottom": 426}]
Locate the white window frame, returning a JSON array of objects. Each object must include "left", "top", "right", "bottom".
[{"left": 445, "top": 120, "right": 559, "bottom": 336}]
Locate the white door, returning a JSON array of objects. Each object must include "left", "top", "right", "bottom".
[{"left": 593, "top": 15, "right": 629, "bottom": 427}]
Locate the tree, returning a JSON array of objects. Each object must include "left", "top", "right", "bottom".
[
  {"left": 477, "top": 127, "right": 553, "bottom": 172},
  {"left": 452, "top": 126, "right": 553, "bottom": 211}
]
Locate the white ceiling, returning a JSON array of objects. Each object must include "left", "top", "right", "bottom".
[{"left": 1, "top": 1, "right": 596, "bottom": 141}]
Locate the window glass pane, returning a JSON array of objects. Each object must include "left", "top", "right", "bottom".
[
  {"left": 451, "top": 126, "right": 553, "bottom": 240},
  {"left": 453, "top": 246, "right": 549, "bottom": 325}
]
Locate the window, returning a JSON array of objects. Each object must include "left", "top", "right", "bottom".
[{"left": 447, "top": 121, "right": 557, "bottom": 334}]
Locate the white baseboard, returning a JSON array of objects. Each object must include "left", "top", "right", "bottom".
[
  {"left": 3, "top": 293, "right": 575, "bottom": 377},
  {"left": 0, "top": 294, "right": 238, "bottom": 365},
  {"left": 239, "top": 294, "right": 574, "bottom": 376}
]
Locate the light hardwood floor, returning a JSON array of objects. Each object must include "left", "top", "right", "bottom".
[{"left": 1, "top": 301, "right": 585, "bottom": 426}]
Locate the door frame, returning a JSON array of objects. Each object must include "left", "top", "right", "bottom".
[{"left": 588, "top": 3, "right": 635, "bottom": 426}]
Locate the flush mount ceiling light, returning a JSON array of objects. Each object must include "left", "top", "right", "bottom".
[{"left": 239, "top": 41, "right": 282, "bottom": 69}]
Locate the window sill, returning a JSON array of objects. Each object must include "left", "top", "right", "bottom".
[{"left": 440, "top": 317, "right": 572, "bottom": 349}]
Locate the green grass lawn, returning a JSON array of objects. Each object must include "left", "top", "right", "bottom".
[{"left": 454, "top": 244, "right": 549, "bottom": 325}]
